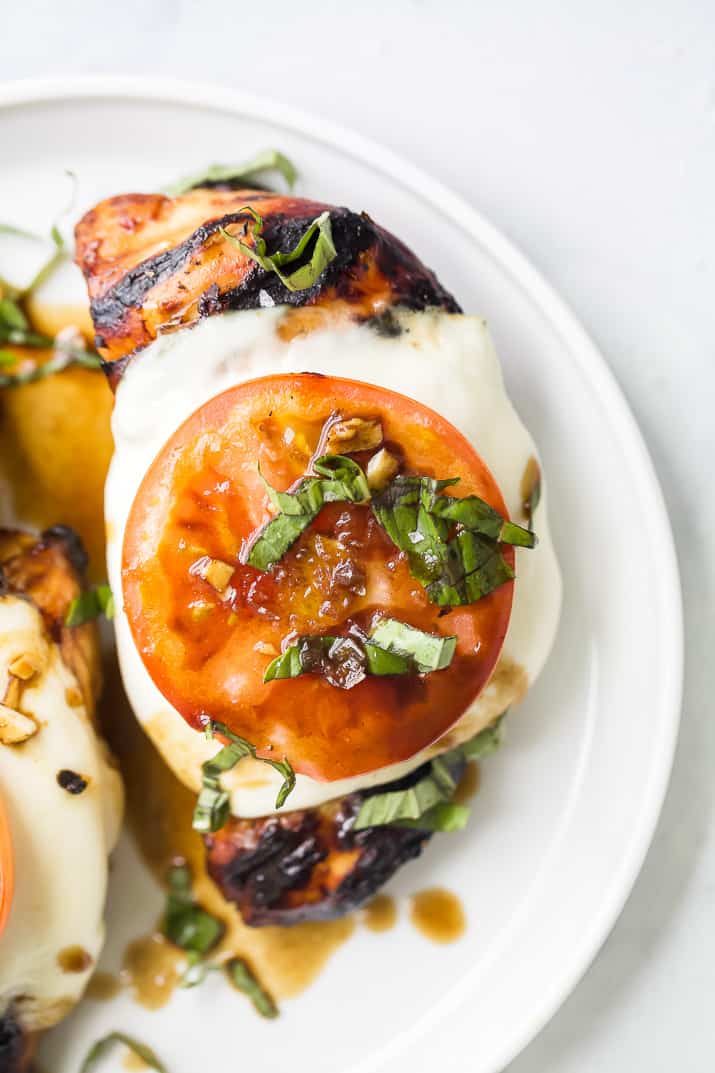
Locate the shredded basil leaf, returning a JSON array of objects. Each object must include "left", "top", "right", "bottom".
[
  {"left": 165, "top": 149, "right": 298, "bottom": 197},
  {"left": 0, "top": 285, "right": 101, "bottom": 389},
  {"left": 353, "top": 766, "right": 456, "bottom": 830},
  {"left": 0, "top": 297, "right": 28, "bottom": 332},
  {"left": 264, "top": 619, "right": 455, "bottom": 687},
  {"left": 163, "top": 862, "right": 224, "bottom": 962},
  {"left": 65, "top": 583, "right": 114, "bottom": 627},
  {"left": 461, "top": 717, "right": 504, "bottom": 759},
  {"left": 79, "top": 1032, "right": 168, "bottom": 1073},
  {"left": 363, "top": 642, "right": 414, "bottom": 677},
  {"left": 264, "top": 643, "right": 309, "bottom": 681},
  {"left": 226, "top": 957, "right": 279, "bottom": 1019},
  {"left": 220, "top": 206, "right": 336, "bottom": 293},
  {"left": 0, "top": 346, "right": 101, "bottom": 389},
  {"left": 353, "top": 718, "right": 505, "bottom": 831},
  {"left": 192, "top": 720, "right": 295, "bottom": 832},
  {"left": 369, "top": 618, "right": 456, "bottom": 673},
  {"left": 246, "top": 455, "right": 369, "bottom": 570},
  {"left": 397, "top": 801, "right": 471, "bottom": 832},
  {"left": 371, "top": 474, "right": 528, "bottom": 606}
]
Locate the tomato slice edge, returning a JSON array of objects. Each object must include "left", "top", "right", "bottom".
[{"left": 122, "top": 373, "right": 515, "bottom": 782}]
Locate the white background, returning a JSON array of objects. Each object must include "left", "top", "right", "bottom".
[{"left": 2, "top": 1, "right": 713, "bottom": 1070}]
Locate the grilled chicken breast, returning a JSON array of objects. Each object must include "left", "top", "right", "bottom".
[
  {"left": 75, "top": 185, "right": 469, "bottom": 925},
  {"left": 0, "top": 528, "right": 122, "bottom": 1069},
  {"left": 74, "top": 187, "right": 459, "bottom": 385},
  {"left": 205, "top": 751, "right": 465, "bottom": 926},
  {"left": 75, "top": 180, "right": 560, "bottom": 929}
]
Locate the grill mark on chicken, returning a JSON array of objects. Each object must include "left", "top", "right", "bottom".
[
  {"left": 204, "top": 753, "right": 464, "bottom": 926},
  {"left": 0, "top": 1009, "right": 34, "bottom": 1073},
  {"left": 89, "top": 209, "right": 457, "bottom": 340},
  {"left": 75, "top": 189, "right": 459, "bottom": 384}
]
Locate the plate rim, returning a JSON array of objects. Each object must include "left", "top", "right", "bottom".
[{"left": 0, "top": 75, "right": 684, "bottom": 1072}]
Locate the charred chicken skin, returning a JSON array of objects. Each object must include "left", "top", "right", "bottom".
[
  {"left": 205, "top": 753, "right": 465, "bottom": 926},
  {"left": 74, "top": 186, "right": 459, "bottom": 385}
]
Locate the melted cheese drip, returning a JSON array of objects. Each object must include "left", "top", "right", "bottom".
[
  {"left": 106, "top": 308, "right": 561, "bottom": 817},
  {"left": 0, "top": 597, "right": 123, "bottom": 1030}
]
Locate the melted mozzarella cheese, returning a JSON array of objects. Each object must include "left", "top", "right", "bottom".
[
  {"left": 0, "top": 597, "right": 123, "bottom": 1030},
  {"left": 106, "top": 309, "right": 561, "bottom": 818}
]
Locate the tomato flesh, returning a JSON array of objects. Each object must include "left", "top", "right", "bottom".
[{"left": 123, "top": 374, "right": 514, "bottom": 782}]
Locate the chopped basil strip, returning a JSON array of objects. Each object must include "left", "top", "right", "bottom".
[
  {"left": 371, "top": 474, "right": 530, "bottom": 606},
  {"left": 25, "top": 219, "right": 65, "bottom": 295},
  {"left": 264, "top": 619, "right": 455, "bottom": 688},
  {"left": 353, "top": 718, "right": 505, "bottom": 831},
  {"left": 192, "top": 720, "right": 295, "bottom": 832},
  {"left": 163, "top": 863, "right": 224, "bottom": 971},
  {"left": 0, "top": 288, "right": 101, "bottom": 388},
  {"left": 220, "top": 206, "right": 336, "bottom": 293},
  {"left": 427, "top": 484, "right": 536, "bottom": 548},
  {"left": 79, "top": 1032, "right": 167, "bottom": 1073},
  {"left": 264, "top": 643, "right": 308, "bottom": 681},
  {"left": 461, "top": 717, "right": 504, "bottom": 759},
  {"left": 0, "top": 346, "right": 101, "bottom": 389},
  {"left": 226, "top": 957, "right": 279, "bottom": 1019},
  {"left": 165, "top": 149, "right": 297, "bottom": 196},
  {"left": 353, "top": 764, "right": 456, "bottom": 829},
  {"left": 369, "top": 618, "right": 456, "bottom": 673},
  {"left": 363, "top": 642, "right": 414, "bottom": 677},
  {"left": 247, "top": 455, "right": 369, "bottom": 570},
  {"left": 65, "top": 583, "right": 115, "bottom": 627},
  {"left": 397, "top": 802, "right": 471, "bottom": 832}
]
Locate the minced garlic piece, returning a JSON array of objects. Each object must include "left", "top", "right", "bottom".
[
  {"left": 254, "top": 640, "right": 278, "bottom": 656},
  {"left": 8, "top": 654, "right": 41, "bottom": 681},
  {"left": 0, "top": 704, "right": 38, "bottom": 744},
  {"left": 367, "top": 448, "right": 399, "bottom": 490},
  {"left": 191, "top": 556, "right": 235, "bottom": 594},
  {"left": 325, "top": 416, "right": 383, "bottom": 454}
]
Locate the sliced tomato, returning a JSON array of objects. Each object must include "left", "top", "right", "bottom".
[
  {"left": 123, "top": 374, "right": 514, "bottom": 782},
  {"left": 0, "top": 793, "right": 14, "bottom": 939}
]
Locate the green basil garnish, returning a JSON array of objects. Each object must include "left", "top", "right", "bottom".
[
  {"left": 246, "top": 455, "right": 369, "bottom": 570},
  {"left": 0, "top": 281, "right": 101, "bottom": 389},
  {"left": 371, "top": 474, "right": 530, "bottom": 606},
  {"left": 353, "top": 718, "right": 505, "bottom": 832},
  {"left": 353, "top": 758, "right": 458, "bottom": 830},
  {"left": 219, "top": 205, "right": 336, "bottom": 293},
  {"left": 165, "top": 149, "right": 298, "bottom": 197},
  {"left": 79, "top": 1033, "right": 167, "bottom": 1073},
  {"left": 163, "top": 862, "right": 224, "bottom": 986},
  {"left": 226, "top": 957, "right": 279, "bottom": 1019},
  {"left": 0, "top": 346, "right": 101, "bottom": 390},
  {"left": 369, "top": 618, "right": 456, "bottom": 673},
  {"left": 192, "top": 720, "right": 295, "bottom": 833},
  {"left": 461, "top": 718, "right": 504, "bottom": 760},
  {"left": 263, "top": 619, "right": 456, "bottom": 688},
  {"left": 65, "top": 583, "right": 115, "bottom": 627},
  {"left": 397, "top": 801, "right": 471, "bottom": 832}
]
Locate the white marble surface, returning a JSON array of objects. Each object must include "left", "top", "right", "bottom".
[{"left": 2, "top": 1, "right": 713, "bottom": 1069}]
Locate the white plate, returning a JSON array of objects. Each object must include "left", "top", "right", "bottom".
[{"left": 0, "top": 79, "right": 682, "bottom": 1073}]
